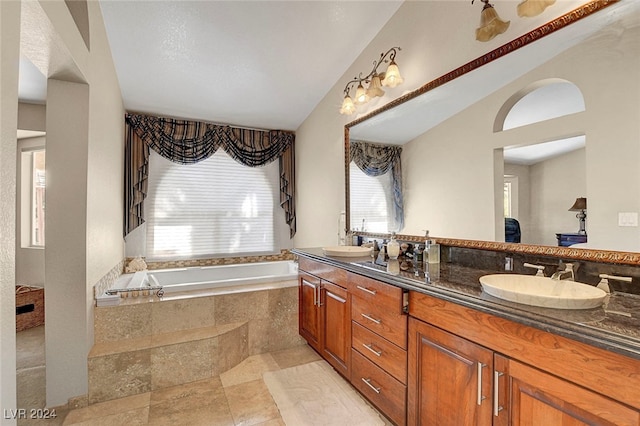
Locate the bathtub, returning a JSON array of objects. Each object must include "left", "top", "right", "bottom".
[{"left": 97, "top": 260, "right": 298, "bottom": 306}]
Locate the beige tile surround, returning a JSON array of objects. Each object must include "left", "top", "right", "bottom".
[{"left": 89, "top": 284, "right": 304, "bottom": 405}]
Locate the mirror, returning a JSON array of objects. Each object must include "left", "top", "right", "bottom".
[{"left": 346, "top": 2, "right": 640, "bottom": 256}]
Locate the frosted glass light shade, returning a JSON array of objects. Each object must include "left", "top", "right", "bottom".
[
  {"left": 354, "top": 83, "right": 370, "bottom": 104},
  {"left": 339, "top": 95, "right": 356, "bottom": 115},
  {"left": 367, "top": 74, "right": 385, "bottom": 98},
  {"left": 476, "top": 4, "right": 510, "bottom": 42},
  {"left": 517, "top": 0, "right": 555, "bottom": 17},
  {"left": 382, "top": 61, "right": 403, "bottom": 88}
]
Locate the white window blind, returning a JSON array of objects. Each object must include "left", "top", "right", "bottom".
[
  {"left": 349, "top": 161, "right": 394, "bottom": 233},
  {"left": 146, "top": 149, "right": 278, "bottom": 259}
]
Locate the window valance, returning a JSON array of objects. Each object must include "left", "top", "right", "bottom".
[
  {"left": 124, "top": 113, "right": 296, "bottom": 238},
  {"left": 350, "top": 141, "right": 404, "bottom": 230}
]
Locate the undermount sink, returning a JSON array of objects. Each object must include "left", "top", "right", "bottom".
[
  {"left": 322, "top": 246, "right": 372, "bottom": 257},
  {"left": 479, "top": 274, "right": 607, "bottom": 310}
]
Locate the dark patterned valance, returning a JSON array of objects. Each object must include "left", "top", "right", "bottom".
[
  {"left": 350, "top": 141, "right": 404, "bottom": 230},
  {"left": 124, "top": 113, "right": 296, "bottom": 238}
]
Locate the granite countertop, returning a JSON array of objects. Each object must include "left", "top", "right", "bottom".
[{"left": 292, "top": 247, "right": 640, "bottom": 361}]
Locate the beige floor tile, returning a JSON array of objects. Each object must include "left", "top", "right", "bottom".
[
  {"left": 16, "top": 326, "right": 45, "bottom": 369},
  {"left": 220, "top": 353, "right": 279, "bottom": 388},
  {"left": 64, "top": 393, "right": 150, "bottom": 424},
  {"left": 149, "top": 403, "right": 234, "bottom": 426},
  {"left": 224, "top": 379, "right": 280, "bottom": 426},
  {"left": 17, "top": 366, "right": 46, "bottom": 410},
  {"left": 269, "top": 344, "right": 322, "bottom": 370},
  {"left": 253, "top": 418, "right": 286, "bottom": 426},
  {"left": 149, "top": 377, "right": 233, "bottom": 425},
  {"left": 64, "top": 407, "right": 148, "bottom": 426}
]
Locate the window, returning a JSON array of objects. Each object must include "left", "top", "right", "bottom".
[
  {"left": 20, "top": 149, "right": 46, "bottom": 247},
  {"left": 503, "top": 175, "right": 518, "bottom": 219},
  {"left": 349, "top": 161, "right": 394, "bottom": 233},
  {"left": 146, "top": 149, "right": 281, "bottom": 259}
]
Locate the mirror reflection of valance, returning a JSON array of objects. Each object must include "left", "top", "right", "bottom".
[
  {"left": 124, "top": 113, "right": 296, "bottom": 238},
  {"left": 350, "top": 141, "right": 404, "bottom": 230}
]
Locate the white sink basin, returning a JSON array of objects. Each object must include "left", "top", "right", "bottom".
[
  {"left": 322, "top": 246, "right": 372, "bottom": 257},
  {"left": 479, "top": 274, "right": 607, "bottom": 310}
]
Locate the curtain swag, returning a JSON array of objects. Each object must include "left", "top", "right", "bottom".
[
  {"left": 350, "top": 141, "right": 404, "bottom": 230},
  {"left": 124, "top": 113, "right": 296, "bottom": 238}
]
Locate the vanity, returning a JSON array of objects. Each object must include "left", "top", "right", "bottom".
[{"left": 293, "top": 247, "right": 640, "bottom": 426}]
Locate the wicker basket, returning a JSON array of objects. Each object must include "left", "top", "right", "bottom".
[{"left": 16, "top": 285, "right": 44, "bottom": 332}]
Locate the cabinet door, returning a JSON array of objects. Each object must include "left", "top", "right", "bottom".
[
  {"left": 299, "top": 273, "right": 321, "bottom": 352},
  {"left": 408, "top": 317, "right": 493, "bottom": 426},
  {"left": 496, "top": 355, "right": 640, "bottom": 426},
  {"left": 321, "top": 281, "right": 351, "bottom": 377}
]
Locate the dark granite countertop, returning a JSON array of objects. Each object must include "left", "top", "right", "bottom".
[{"left": 292, "top": 247, "right": 640, "bottom": 361}]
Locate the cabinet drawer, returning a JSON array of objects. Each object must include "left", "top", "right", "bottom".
[
  {"left": 351, "top": 349, "right": 406, "bottom": 426},
  {"left": 348, "top": 272, "right": 404, "bottom": 313},
  {"left": 352, "top": 321, "right": 407, "bottom": 384},
  {"left": 352, "top": 296, "right": 407, "bottom": 349},
  {"left": 299, "top": 258, "right": 347, "bottom": 285}
]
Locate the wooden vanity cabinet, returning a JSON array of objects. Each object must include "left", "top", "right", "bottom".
[
  {"left": 408, "top": 292, "right": 640, "bottom": 426},
  {"left": 348, "top": 272, "right": 408, "bottom": 426},
  {"left": 298, "top": 259, "right": 351, "bottom": 378},
  {"left": 408, "top": 318, "right": 493, "bottom": 426}
]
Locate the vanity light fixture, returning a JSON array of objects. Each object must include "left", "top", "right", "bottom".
[
  {"left": 517, "top": 0, "right": 555, "bottom": 18},
  {"left": 339, "top": 47, "right": 403, "bottom": 115},
  {"left": 472, "top": 0, "right": 510, "bottom": 42},
  {"left": 569, "top": 197, "right": 587, "bottom": 235}
]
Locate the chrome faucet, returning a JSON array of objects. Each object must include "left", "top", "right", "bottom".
[
  {"left": 597, "top": 273, "right": 633, "bottom": 294},
  {"left": 523, "top": 263, "right": 545, "bottom": 277},
  {"left": 551, "top": 263, "right": 575, "bottom": 281}
]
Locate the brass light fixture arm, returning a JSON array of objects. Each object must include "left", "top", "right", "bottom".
[{"left": 342, "top": 47, "right": 402, "bottom": 97}]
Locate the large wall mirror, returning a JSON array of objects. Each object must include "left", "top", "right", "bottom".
[{"left": 346, "top": 1, "right": 640, "bottom": 261}]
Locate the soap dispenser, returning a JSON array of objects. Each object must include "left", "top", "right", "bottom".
[
  {"left": 423, "top": 230, "right": 440, "bottom": 266},
  {"left": 387, "top": 232, "right": 400, "bottom": 260}
]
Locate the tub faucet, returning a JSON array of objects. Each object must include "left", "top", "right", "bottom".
[{"left": 551, "top": 263, "right": 575, "bottom": 281}]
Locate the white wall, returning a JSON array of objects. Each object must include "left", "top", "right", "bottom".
[
  {"left": 505, "top": 148, "right": 586, "bottom": 246},
  {"left": 0, "top": 1, "right": 20, "bottom": 420}
]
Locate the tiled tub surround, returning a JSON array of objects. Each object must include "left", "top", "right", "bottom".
[
  {"left": 89, "top": 279, "right": 304, "bottom": 405},
  {"left": 96, "top": 260, "right": 299, "bottom": 305}
]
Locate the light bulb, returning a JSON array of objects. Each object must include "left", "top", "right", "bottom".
[{"left": 354, "top": 83, "right": 369, "bottom": 104}]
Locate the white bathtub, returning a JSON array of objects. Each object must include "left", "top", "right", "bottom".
[{"left": 97, "top": 260, "right": 298, "bottom": 306}]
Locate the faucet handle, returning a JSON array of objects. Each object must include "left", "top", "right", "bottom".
[{"left": 523, "top": 263, "right": 545, "bottom": 277}]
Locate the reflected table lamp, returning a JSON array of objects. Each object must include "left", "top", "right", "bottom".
[{"left": 569, "top": 197, "right": 587, "bottom": 235}]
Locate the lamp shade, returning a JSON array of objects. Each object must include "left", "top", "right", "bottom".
[
  {"left": 569, "top": 197, "right": 587, "bottom": 211},
  {"left": 382, "top": 61, "right": 404, "bottom": 88},
  {"left": 476, "top": 3, "right": 510, "bottom": 42},
  {"left": 339, "top": 95, "right": 356, "bottom": 115},
  {"left": 354, "top": 82, "right": 370, "bottom": 104},
  {"left": 367, "top": 73, "right": 385, "bottom": 98},
  {"left": 517, "top": 0, "right": 555, "bottom": 18}
]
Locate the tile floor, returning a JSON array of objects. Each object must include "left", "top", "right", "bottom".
[{"left": 17, "top": 326, "right": 388, "bottom": 425}]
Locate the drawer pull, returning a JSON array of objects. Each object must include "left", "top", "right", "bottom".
[
  {"left": 477, "top": 362, "right": 487, "bottom": 406},
  {"left": 361, "top": 378, "right": 381, "bottom": 394},
  {"left": 494, "top": 371, "right": 504, "bottom": 416},
  {"left": 356, "top": 285, "right": 377, "bottom": 296},
  {"left": 362, "top": 343, "right": 382, "bottom": 357},
  {"left": 361, "top": 313, "right": 381, "bottom": 324}
]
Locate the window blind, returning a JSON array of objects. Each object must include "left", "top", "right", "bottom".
[
  {"left": 349, "top": 162, "right": 393, "bottom": 233},
  {"left": 146, "top": 149, "right": 278, "bottom": 259}
]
